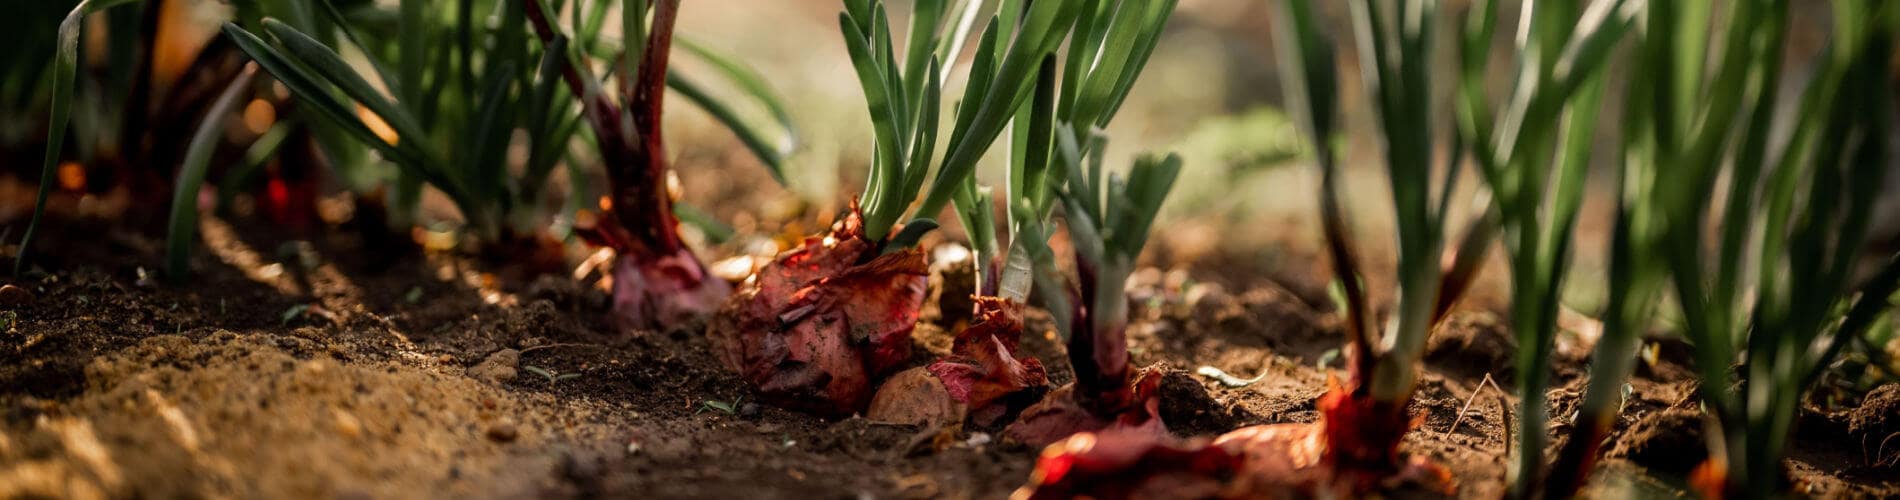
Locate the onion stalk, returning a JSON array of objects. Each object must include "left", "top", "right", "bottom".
[
  {"left": 708, "top": 0, "right": 1086, "bottom": 416},
  {"left": 1609, "top": 1, "right": 1898, "bottom": 497}
]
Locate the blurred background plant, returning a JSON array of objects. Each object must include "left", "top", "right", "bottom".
[
  {"left": 4, "top": 0, "right": 795, "bottom": 280},
  {"left": 221, "top": 0, "right": 794, "bottom": 267},
  {"left": 1614, "top": 1, "right": 1898, "bottom": 497}
]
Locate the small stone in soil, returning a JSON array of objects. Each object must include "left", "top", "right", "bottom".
[
  {"left": 486, "top": 423, "right": 518, "bottom": 442},
  {"left": 0, "top": 284, "right": 33, "bottom": 306},
  {"left": 739, "top": 402, "right": 762, "bottom": 419}
]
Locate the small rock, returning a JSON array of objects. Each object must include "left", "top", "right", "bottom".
[
  {"left": 333, "top": 409, "right": 363, "bottom": 438},
  {"left": 738, "top": 402, "right": 762, "bottom": 419},
  {"left": 0, "top": 284, "right": 34, "bottom": 306},
  {"left": 467, "top": 349, "right": 520, "bottom": 386},
  {"left": 866, "top": 366, "right": 965, "bottom": 427},
  {"left": 485, "top": 423, "right": 518, "bottom": 443}
]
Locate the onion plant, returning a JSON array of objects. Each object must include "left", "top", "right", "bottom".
[
  {"left": 220, "top": 0, "right": 779, "bottom": 239},
  {"left": 1608, "top": 1, "right": 1899, "bottom": 497},
  {"left": 1004, "top": 145, "right": 1181, "bottom": 446},
  {"left": 219, "top": 0, "right": 792, "bottom": 327},
  {"left": 517, "top": 0, "right": 786, "bottom": 331},
  {"left": 863, "top": 0, "right": 1176, "bottom": 431},
  {"left": 1445, "top": 0, "right": 1637, "bottom": 494},
  {"left": 219, "top": 0, "right": 789, "bottom": 248},
  {"left": 975, "top": 0, "right": 1177, "bottom": 440},
  {"left": 964, "top": 0, "right": 1176, "bottom": 300},
  {"left": 708, "top": 0, "right": 1082, "bottom": 417},
  {"left": 1266, "top": 0, "right": 1496, "bottom": 487}
]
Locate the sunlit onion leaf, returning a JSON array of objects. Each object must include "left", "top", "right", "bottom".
[{"left": 260, "top": 19, "right": 431, "bottom": 162}]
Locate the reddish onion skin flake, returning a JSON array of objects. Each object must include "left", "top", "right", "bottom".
[
  {"left": 709, "top": 206, "right": 928, "bottom": 416},
  {"left": 1012, "top": 376, "right": 1454, "bottom": 499},
  {"left": 1004, "top": 365, "right": 1167, "bottom": 447},
  {"left": 609, "top": 247, "right": 730, "bottom": 333},
  {"left": 924, "top": 297, "right": 1049, "bottom": 426},
  {"left": 1013, "top": 427, "right": 1244, "bottom": 500}
]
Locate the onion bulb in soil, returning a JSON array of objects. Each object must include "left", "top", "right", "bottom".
[
  {"left": 607, "top": 246, "right": 728, "bottom": 333},
  {"left": 708, "top": 205, "right": 927, "bottom": 416}
]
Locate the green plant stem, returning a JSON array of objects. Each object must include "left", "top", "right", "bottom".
[
  {"left": 166, "top": 65, "right": 259, "bottom": 281},
  {"left": 17, "top": 0, "right": 143, "bottom": 276}
]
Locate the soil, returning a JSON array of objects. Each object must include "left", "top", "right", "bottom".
[{"left": 3, "top": 209, "right": 1899, "bottom": 498}]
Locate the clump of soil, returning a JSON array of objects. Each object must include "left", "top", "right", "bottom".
[
  {"left": 1157, "top": 369, "right": 1251, "bottom": 436},
  {"left": 1849, "top": 383, "right": 1900, "bottom": 468},
  {"left": 1609, "top": 407, "right": 1708, "bottom": 477}
]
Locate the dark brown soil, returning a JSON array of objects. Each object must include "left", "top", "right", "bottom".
[{"left": 3, "top": 209, "right": 1897, "bottom": 499}]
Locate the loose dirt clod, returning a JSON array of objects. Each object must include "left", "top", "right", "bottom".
[
  {"left": 469, "top": 349, "right": 522, "bottom": 386},
  {"left": 1610, "top": 407, "right": 1708, "bottom": 476},
  {"left": 1849, "top": 384, "right": 1900, "bottom": 468}
]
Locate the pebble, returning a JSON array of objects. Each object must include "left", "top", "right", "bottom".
[
  {"left": 333, "top": 409, "right": 363, "bottom": 438},
  {"left": 0, "top": 284, "right": 34, "bottom": 306},
  {"left": 485, "top": 423, "right": 518, "bottom": 443},
  {"left": 738, "top": 402, "right": 762, "bottom": 419}
]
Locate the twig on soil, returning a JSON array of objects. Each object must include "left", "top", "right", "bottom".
[
  {"left": 1196, "top": 365, "right": 1271, "bottom": 388},
  {"left": 1498, "top": 382, "right": 1513, "bottom": 457},
  {"left": 1444, "top": 373, "right": 1502, "bottom": 440}
]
